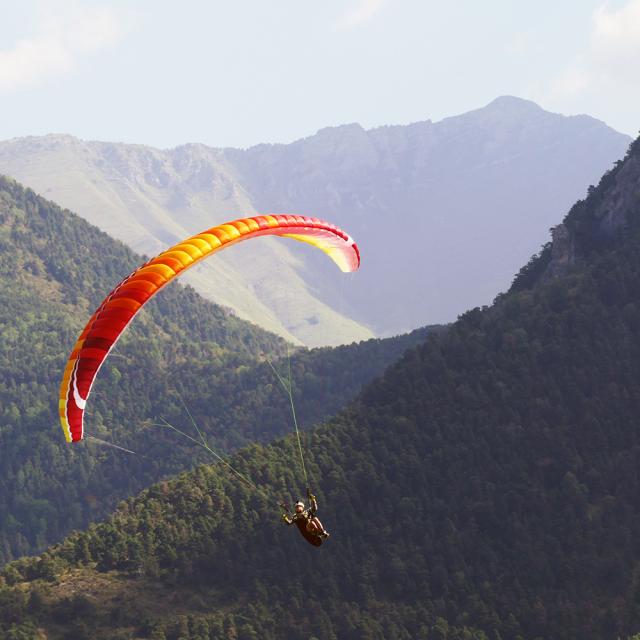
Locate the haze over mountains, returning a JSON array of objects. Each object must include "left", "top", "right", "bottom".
[{"left": 0, "top": 96, "right": 631, "bottom": 345}]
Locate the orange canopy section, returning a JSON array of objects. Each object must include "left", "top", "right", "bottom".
[{"left": 59, "top": 214, "right": 360, "bottom": 443}]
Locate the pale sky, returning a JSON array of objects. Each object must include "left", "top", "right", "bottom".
[{"left": 1, "top": 0, "right": 639, "bottom": 148}]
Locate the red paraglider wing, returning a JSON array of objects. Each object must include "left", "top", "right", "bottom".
[{"left": 59, "top": 214, "right": 360, "bottom": 443}]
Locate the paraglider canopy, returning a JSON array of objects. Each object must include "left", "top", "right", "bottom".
[{"left": 59, "top": 214, "right": 360, "bottom": 443}]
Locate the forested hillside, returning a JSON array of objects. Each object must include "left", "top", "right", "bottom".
[
  {"left": 0, "top": 175, "right": 428, "bottom": 565},
  {"left": 4, "top": 138, "right": 640, "bottom": 639},
  {"left": 0, "top": 142, "right": 640, "bottom": 640}
]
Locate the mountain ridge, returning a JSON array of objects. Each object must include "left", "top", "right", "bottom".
[{"left": 0, "top": 96, "right": 630, "bottom": 344}]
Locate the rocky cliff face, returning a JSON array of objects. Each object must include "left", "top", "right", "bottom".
[
  {"left": 545, "top": 223, "right": 576, "bottom": 279},
  {"left": 589, "top": 154, "right": 640, "bottom": 235},
  {"left": 540, "top": 139, "right": 640, "bottom": 282}
]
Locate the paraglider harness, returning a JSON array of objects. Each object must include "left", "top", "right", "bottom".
[{"left": 281, "top": 489, "right": 328, "bottom": 547}]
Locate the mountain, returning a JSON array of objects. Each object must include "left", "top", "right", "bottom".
[
  {"left": 0, "top": 97, "right": 630, "bottom": 344},
  {"left": 228, "top": 96, "right": 632, "bottom": 336},
  {"left": 4, "top": 138, "right": 640, "bottom": 638},
  {"left": 0, "top": 174, "right": 430, "bottom": 565},
  {"left": 0, "top": 136, "right": 374, "bottom": 347}
]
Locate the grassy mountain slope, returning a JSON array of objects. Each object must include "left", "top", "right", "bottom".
[
  {"left": 0, "top": 175, "right": 429, "bottom": 565},
  {"left": 5, "top": 142, "right": 640, "bottom": 638},
  {"left": 0, "top": 136, "right": 373, "bottom": 347}
]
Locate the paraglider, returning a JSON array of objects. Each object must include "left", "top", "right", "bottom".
[
  {"left": 59, "top": 214, "right": 360, "bottom": 443},
  {"left": 59, "top": 214, "right": 358, "bottom": 548},
  {"left": 281, "top": 489, "right": 330, "bottom": 547}
]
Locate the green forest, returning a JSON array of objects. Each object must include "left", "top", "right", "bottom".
[
  {"left": 2, "top": 141, "right": 640, "bottom": 638},
  {"left": 0, "top": 175, "right": 429, "bottom": 565}
]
